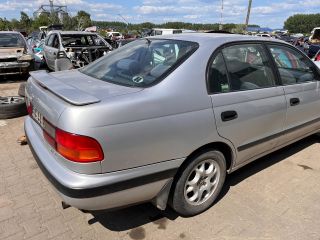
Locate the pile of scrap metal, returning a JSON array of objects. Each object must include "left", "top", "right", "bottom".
[{"left": 0, "top": 31, "right": 34, "bottom": 76}]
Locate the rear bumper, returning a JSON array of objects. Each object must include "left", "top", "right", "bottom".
[{"left": 24, "top": 117, "right": 181, "bottom": 210}]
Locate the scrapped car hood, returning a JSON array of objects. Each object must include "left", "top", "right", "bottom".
[
  {"left": 30, "top": 70, "right": 142, "bottom": 106},
  {"left": 0, "top": 47, "right": 24, "bottom": 59}
]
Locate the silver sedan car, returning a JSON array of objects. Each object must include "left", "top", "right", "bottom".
[{"left": 25, "top": 33, "right": 320, "bottom": 217}]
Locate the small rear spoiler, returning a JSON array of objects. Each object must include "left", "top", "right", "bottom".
[{"left": 30, "top": 70, "right": 100, "bottom": 106}]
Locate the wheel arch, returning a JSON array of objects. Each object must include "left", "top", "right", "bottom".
[
  {"left": 164, "top": 141, "right": 235, "bottom": 213},
  {"left": 181, "top": 142, "right": 235, "bottom": 173}
]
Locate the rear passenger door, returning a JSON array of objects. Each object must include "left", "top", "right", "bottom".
[
  {"left": 267, "top": 44, "right": 320, "bottom": 144},
  {"left": 208, "top": 43, "right": 287, "bottom": 164}
]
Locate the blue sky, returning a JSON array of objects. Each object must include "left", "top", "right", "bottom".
[{"left": 0, "top": 0, "right": 319, "bottom": 28}]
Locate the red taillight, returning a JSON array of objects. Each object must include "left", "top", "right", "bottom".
[
  {"left": 56, "top": 129, "right": 104, "bottom": 163},
  {"left": 26, "top": 99, "right": 33, "bottom": 116},
  {"left": 27, "top": 104, "right": 33, "bottom": 116},
  {"left": 315, "top": 52, "right": 320, "bottom": 61},
  {"left": 42, "top": 123, "right": 104, "bottom": 163}
]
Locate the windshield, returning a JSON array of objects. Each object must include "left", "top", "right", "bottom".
[
  {"left": 0, "top": 33, "right": 25, "bottom": 47},
  {"left": 80, "top": 39, "right": 198, "bottom": 87}
]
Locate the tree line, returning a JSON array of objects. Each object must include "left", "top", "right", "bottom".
[
  {"left": 0, "top": 10, "right": 260, "bottom": 35},
  {"left": 1, "top": 10, "right": 318, "bottom": 35},
  {"left": 284, "top": 14, "right": 320, "bottom": 34},
  {"left": 0, "top": 11, "right": 92, "bottom": 33}
]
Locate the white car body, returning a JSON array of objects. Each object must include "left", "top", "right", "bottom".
[
  {"left": 151, "top": 28, "right": 182, "bottom": 36},
  {"left": 107, "top": 32, "right": 123, "bottom": 40},
  {"left": 255, "top": 34, "right": 271, "bottom": 38}
]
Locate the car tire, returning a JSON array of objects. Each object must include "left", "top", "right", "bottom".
[
  {"left": 170, "top": 150, "right": 226, "bottom": 217},
  {"left": 0, "top": 96, "right": 28, "bottom": 119},
  {"left": 18, "top": 82, "right": 26, "bottom": 97}
]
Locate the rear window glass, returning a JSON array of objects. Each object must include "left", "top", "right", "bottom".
[
  {"left": 0, "top": 33, "right": 25, "bottom": 47},
  {"left": 80, "top": 39, "right": 198, "bottom": 87}
]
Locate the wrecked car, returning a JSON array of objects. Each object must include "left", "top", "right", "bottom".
[
  {"left": 43, "top": 31, "right": 112, "bottom": 71},
  {"left": 308, "top": 27, "right": 320, "bottom": 58},
  {"left": 0, "top": 31, "right": 34, "bottom": 76}
]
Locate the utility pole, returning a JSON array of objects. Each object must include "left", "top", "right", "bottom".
[
  {"left": 49, "top": 0, "right": 54, "bottom": 15},
  {"left": 219, "top": 0, "right": 224, "bottom": 30},
  {"left": 244, "top": 0, "right": 252, "bottom": 32}
]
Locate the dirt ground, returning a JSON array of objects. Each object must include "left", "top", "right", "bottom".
[{"left": 1, "top": 79, "right": 320, "bottom": 240}]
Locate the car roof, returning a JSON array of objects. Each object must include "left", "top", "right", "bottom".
[
  {"left": 0, "top": 31, "right": 23, "bottom": 34},
  {"left": 153, "top": 28, "right": 181, "bottom": 31},
  {"left": 148, "top": 33, "right": 284, "bottom": 45},
  {"left": 49, "top": 31, "right": 98, "bottom": 35}
]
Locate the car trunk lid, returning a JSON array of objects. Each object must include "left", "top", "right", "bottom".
[
  {"left": 30, "top": 70, "right": 101, "bottom": 106},
  {"left": 30, "top": 70, "right": 142, "bottom": 106},
  {"left": 27, "top": 70, "right": 142, "bottom": 127}
]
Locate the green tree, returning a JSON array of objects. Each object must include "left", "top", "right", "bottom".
[
  {"left": 62, "top": 14, "right": 77, "bottom": 30},
  {"left": 76, "top": 11, "right": 92, "bottom": 30},
  {"left": 0, "top": 18, "right": 11, "bottom": 30},
  {"left": 50, "top": 12, "right": 61, "bottom": 25},
  {"left": 20, "top": 11, "right": 32, "bottom": 31},
  {"left": 11, "top": 18, "right": 21, "bottom": 30},
  {"left": 32, "top": 14, "right": 50, "bottom": 30},
  {"left": 284, "top": 14, "right": 320, "bottom": 34},
  {"left": 231, "top": 24, "right": 246, "bottom": 34}
]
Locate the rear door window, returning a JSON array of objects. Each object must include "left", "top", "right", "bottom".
[
  {"left": 46, "top": 34, "right": 55, "bottom": 47},
  {"left": 52, "top": 35, "right": 60, "bottom": 49},
  {"left": 268, "top": 45, "right": 320, "bottom": 84},
  {"left": 222, "top": 44, "right": 276, "bottom": 91},
  {"left": 208, "top": 43, "right": 276, "bottom": 93}
]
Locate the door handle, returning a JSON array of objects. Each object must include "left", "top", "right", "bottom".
[
  {"left": 290, "top": 98, "right": 300, "bottom": 106},
  {"left": 221, "top": 111, "right": 238, "bottom": 122}
]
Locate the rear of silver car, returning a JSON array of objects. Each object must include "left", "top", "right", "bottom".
[
  {"left": 24, "top": 70, "right": 180, "bottom": 210},
  {"left": 25, "top": 37, "right": 227, "bottom": 215}
]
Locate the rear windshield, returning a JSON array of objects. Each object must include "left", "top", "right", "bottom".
[
  {"left": 0, "top": 33, "right": 25, "bottom": 47},
  {"left": 80, "top": 39, "right": 198, "bottom": 87}
]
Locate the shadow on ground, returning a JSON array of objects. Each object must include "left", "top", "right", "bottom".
[
  {"left": 0, "top": 75, "right": 29, "bottom": 84},
  {"left": 88, "top": 131, "right": 319, "bottom": 233}
]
